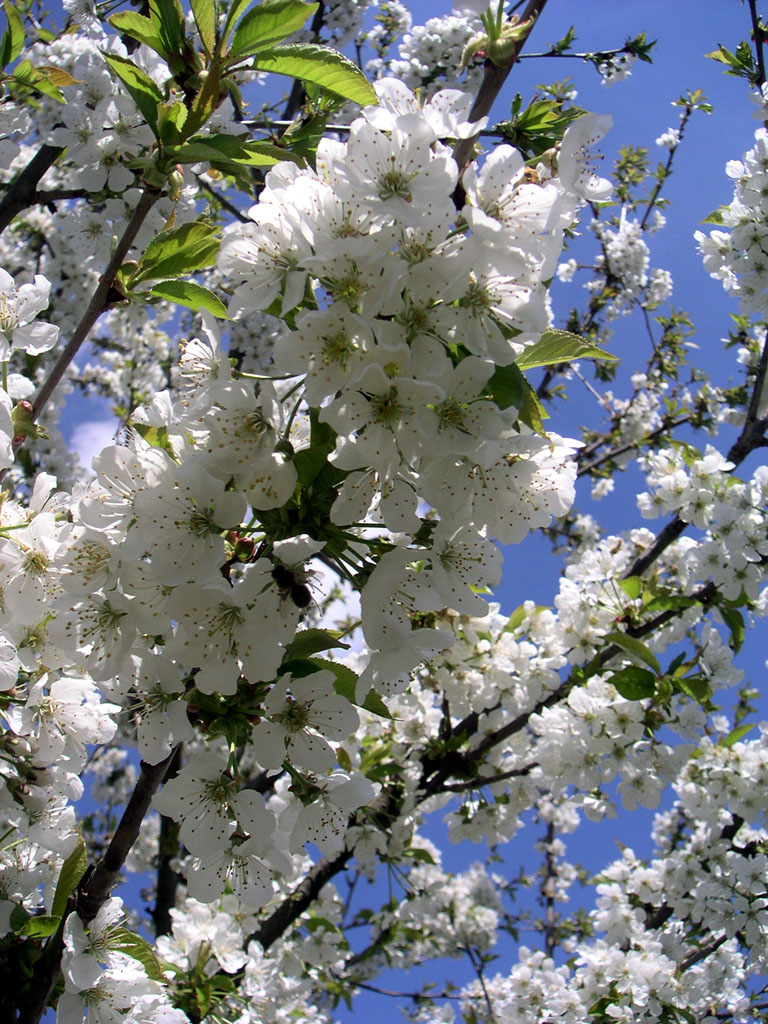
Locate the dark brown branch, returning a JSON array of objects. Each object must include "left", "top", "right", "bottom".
[
  {"left": 152, "top": 746, "right": 183, "bottom": 937},
  {"left": 678, "top": 932, "right": 728, "bottom": 972},
  {"left": 749, "top": 0, "right": 767, "bottom": 91},
  {"left": 252, "top": 847, "right": 354, "bottom": 950},
  {"left": 16, "top": 750, "right": 176, "bottom": 1024},
  {"left": 577, "top": 416, "right": 691, "bottom": 478},
  {"left": 77, "top": 749, "right": 177, "bottom": 924},
  {"left": 726, "top": 325, "right": 768, "bottom": 465},
  {"left": 28, "top": 186, "right": 160, "bottom": 427},
  {"left": 248, "top": 790, "right": 400, "bottom": 951},
  {"left": 452, "top": 0, "right": 549, "bottom": 175},
  {"left": 540, "top": 819, "right": 557, "bottom": 958},
  {"left": 0, "top": 144, "right": 64, "bottom": 235}
]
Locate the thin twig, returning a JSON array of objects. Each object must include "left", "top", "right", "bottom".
[{"left": 29, "top": 186, "right": 160, "bottom": 426}]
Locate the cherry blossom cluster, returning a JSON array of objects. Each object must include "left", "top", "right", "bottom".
[
  {"left": 697, "top": 126, "right": 768, "bottom": 315},
  {"left": 1, "top": 2, "right": 768, "bottom": 1022}
]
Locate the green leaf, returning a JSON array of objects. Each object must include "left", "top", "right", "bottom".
[
  {"left": 701, "top": 207, "right": 724, "bottom": 225},
  {"left": 485, "top": 362, "right": 525, "bottom": 411},
  {"left": 283, "top": 628, "right": 350, "bottom": 661},
  {"left": 518, "top": 376, "right": 549, "bottom": 435},
  {"left": 52, "top": 836, "right": 87, "bottom": 919},
  {"left": 250, "top": 43, "right": 377, "bottom": 106},
  {"left": 12, "top": 59, "right": 65, "bottom": 102},
  {"left": 676, "top": 674, "right": 713, "bottom": 704},
  {"left": 1, "top": 1, "right": 24, "bottom": 67},
  {"left": 720, "top": 722, "right": 755, "bottom": 748},
  {"left": 719, "top": 605, "right": 745, "bottom": 652},
  {"left": 150, "top": 279, "right": 230, "bottom": 318},
  {"left": 403, "top": 847, "right": 435, "bottom": 864},
  {"left": 618, "top": 576, "right": 642, "bottom": 600},
  {"left": 111, "top": 926, "right": 166, "bottom": 982},
  {"left": 504, "top": 604, "right": 528, "bottom": 633},
  {"left": 156, "top": 99, "right": 188, "bottom": 145},
  {"left": 221, "top": 0, "right": 252, "bottom": 48},
  {"left": 108, "top": 11, "right": 168, "bottom": 57},
  {"left": 103, "top": 53, "right": 164, "bottom": 134},
  {"left": 37, "top": 65, "right": 79, "bottom": 88},
  {"left": 229, "top": 0, "right": 317, "bottom": 59},
  {"left": 191, "top": 0, "right": 217, "bottom": 59},
  {"left": 148, "top": 0, "right": 186, "bottom": 56},
  {"left": 606, "top": 630, "right": 661, "bottom": 675},
  {"left": 609, "top": 665, "right": 656, "bottom": 701},
  {"left": 325, "top": 659, "right": 391, "bottom": 718},
  {"left": 20, "top": 914, "right": 61, "bottom": 939},
  {"left": 132, "top": 221, "right": 221, "bottom": 284},
  {"left": 170, "top": 134, "right": 301, "bottom": 167},
  {"left": 183, "top": 54, "right": 223, "bottom": 136},
  {"left": 515, "top": 329, "right": 617, "bottom": 370}
]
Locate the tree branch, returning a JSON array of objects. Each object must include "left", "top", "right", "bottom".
[
  {"left": 0, "top": 144, "right": 64, "bottom": 235},
  {"left": 28, "top": 185, "right": 160, "bottom": 428},
  {"left": 452, "top": 0, "right": 550, "bottom": 174},
  {"left": 77, "top": 749, "right": 177, "bottom": 924}
]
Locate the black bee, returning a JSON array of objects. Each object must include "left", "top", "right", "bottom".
[{"left": 271, "top": 564, "right": 313, "bottom": 609}]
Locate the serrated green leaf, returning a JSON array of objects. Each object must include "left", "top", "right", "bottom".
[
  {"left": 720, "top": 722, "right": 755, "bottom": 748},
  {"left": 618, "top": 576, "right": 642, "bottom": 600},
  {"left": 701, "top": 207, "right": 724, "bottom": 225},
  {"left": 486, "top": 362, "right": 524, "bottom": 411},
  {"left": 336, "top": 745, "right": 352, "bottom": 771},
  {"left": 606, "top": 630, "right": 661, "bottom": 675},
  {"left": 293, "top": 444, "right": 331, "bottom": 487},
  {"left": 325, "top": 660, "right": 391, "bottom": 718},
  {"left": 170, "top": 135, "right": 301, "bottom": 167},
  {"left": 676, "top": 674, "right": 713, "bottom": 704},
  {"left": 0, "top": 29, "right": 10, "bottom": 70},
  {"left": 191, "top": 0, "right": 217, "bottom": 58},
  {"left": 504, "top": 603, "right": 528, "bottom": 633},
  {"left": 518, "top": 375, "right": 549, "bottom": 435},
  {"left": 37, "top": 65, "right": 79, "bottom": 87},
  {"left": 719, "top": 605, "right": 745, "bottom": 652},
  {"left": 221, "top": 0, "right": 252, "bottom": 48},
  {"left": 667, "top": 650, "right": 687, "bottom": 674},
  {"left": 516, "top": 329, "right": 617, "bottom": 370},
  {"left": 283, "top": 628, "right": 350, "bottom": 661},
  {"left": 20, "top": 914, "right": 61, "bottom": 938},
  {"left": 156, "top": 100, "right": 188, "bottom": 145},
  {"left": 169, "top": 131, "right": 251, "bottom": 160},
  {"left": 111, "top": 926, "right": 166, "bottom": 982},
  {"left": 250, "top": 43, "right": 377, "bottom": 106},
  {"left": 108, "top": 11, "right": 168, "bottom": 57},
  {"left": 403, "top": 847, "right": 435, "bottom": 864},
  {"left": 103, "top": 53, "right": 164, "bottom": 134},
  {"left": 150, "top": 279, "right": 230, "bottom": 317},
  {"left": 132, "top": 221, "right": 221, "bottom": 284},
  {"left": 148, "top": 0, "right": 186, "bottom": 55},
  {"left": 183, "top": 54, "right": 223, "bottom": 136},
  {"left": 2, "top": 1, "right": 24, "bottom": 66},
  {"left": 10, "top": 904, "right": 28, "bottom": 932},
  {"left": 229, "top": 0, "right": 317, "bottom": 59},
  {"left": 12, "top": 59, "right": 65, "bottom": 102},
  {"left": 52, "top": 836, "right": 87, "bottom": 919},
  {"left": 609, "top": 665, "right": 656, "bottom": 701}
]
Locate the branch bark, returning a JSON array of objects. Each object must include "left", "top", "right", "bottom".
[
  {"left": 28, "top": 185, "right": 160, "bottom": 427},
  {"left": 0, "top": 144, "right": 64, "bottom": 236},
  {"left": 452, "top": 0, "right": 550, "bottom": 175}
]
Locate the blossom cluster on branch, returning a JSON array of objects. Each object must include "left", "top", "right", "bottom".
[{"left": 0, "top": 0, "right": 765, "bottom": 1023}]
